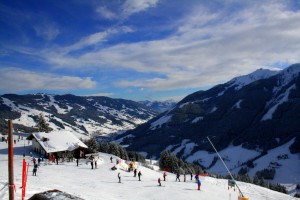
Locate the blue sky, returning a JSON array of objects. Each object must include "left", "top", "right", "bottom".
[{"left": 0, "top": 0, "right": 300, "bottom": 101}]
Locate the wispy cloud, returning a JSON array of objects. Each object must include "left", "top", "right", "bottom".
[
  {"left": 0, "top": 67, "right": 96, "bottom": 93},
  {"left": 46, "top": 26, "right": 134, "bottom": 56},
  {"left": 83, "top": 92, "right": 114, "bottom": 97},
  {"left": 96, "top": 6, "right": 118, "bottom": 20},
  {"left": 122, "top": 0, "right": 159, "bottom": 16},
  {"left": 3, "top": 1, "right": 300, "bottom": 94},
  {"left": 33, "top": 21, "right": 60, "bottom": 41}
]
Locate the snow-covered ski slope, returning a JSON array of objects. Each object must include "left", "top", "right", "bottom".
[{"left": 0, "top": 141, "right": 297, "bottom": 200}]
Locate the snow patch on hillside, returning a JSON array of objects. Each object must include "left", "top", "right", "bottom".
[
  {"left": 48, "top": 95, "right": 71, "bottom": 114},
  {"left": 248, "top": 138, "right": 300, "bottom": 186},
  {"left": 187, "top": 145, "right": 261, "bottom": 173},
  {"left": 232, "top": 99, "right": 243, "bottom": 109},
  {"left": 262, "top": 84, "right": 296, "bottom": 121},
  {"left": 191, "top": 116, "right": 203, "bottom": 123},
  {"left": 150, "top": 115, "right": 172, "bottom": 130},
  {"left": 2, "top": 97, "right": 19, "bottom": 112},
  {"left": 166, "top": 139, "right": 191, "bottom": 155},
  {"left": 209, "top": 106, "right": 218, "bottom": 113}
]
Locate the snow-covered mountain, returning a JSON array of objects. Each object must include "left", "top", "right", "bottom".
[
  {"left": 0, "top": 141, "right": 298, "bottom": 199},
  {"left": 228, "top": 68, "right": 280, "bottom": 90},
  {"left": 117, "top": 64, "right": 300, "bottom": 185},
  {"left": 139, "top": 100, "right": 177, "bottom": 113},
  {"left": 0, "top": 94, "right": 156, "bottom": 138}
]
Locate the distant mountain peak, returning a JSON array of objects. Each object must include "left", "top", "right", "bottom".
[
  {"left": 228, "top": 68, "right": 279, "bottom": 90},
  {"left": 139, "top": 100, "right": 177, "bottom": 113}
]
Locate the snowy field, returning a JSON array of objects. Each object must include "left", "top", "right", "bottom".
[{"left": 0, "top": 140, "right": 298, "bottom": 200}]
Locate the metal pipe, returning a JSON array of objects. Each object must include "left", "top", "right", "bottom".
[
  {"left": 8, "top": 120, "right": 14, "bottom": 200},
  {"left": 207, "top": 136, "right": 245, "bottom": 198}
]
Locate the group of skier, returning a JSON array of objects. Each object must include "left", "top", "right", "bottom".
[
  {"left": 32, "top": 156, "right": 43, "bottom": 176},
  {"left": 118, "top": 167, "right": 142, "bottom": 183},
  {"left": 114, "top": 157, "right": 202, "bottom": 190},
  {"left": 157, "top": 171, "right": 201, "bottom": 190}
]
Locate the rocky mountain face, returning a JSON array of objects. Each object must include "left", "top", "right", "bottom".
[
  {"left": 0, "top": 94, "right": 157, "bottom": 137},
  {"left": 139, "top": 100, "right": 177, "bottom": 113},
  {"left": 119, "top": 64, "right": 300, "bottom": 159}
]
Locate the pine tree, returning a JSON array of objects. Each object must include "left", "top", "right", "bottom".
[
  {"left": 87, "top": 137, "right": 98, "bottom": 153},
  {"left": 170, "top": 154, "right": 179, "bottom": 173},
  {"left": 159, "top": 150, "right": 171, "bottom": 170},
  {"left": 253, "top": 176, "right": 259, "bottom": 185},
  {"left": 119, "top": 147, "right": 128, "bottom": 160},
  {"left": 37, "top": 113, "right": 51, "bottom": 132},
  {"left": 109, "top": 142, "right": 120, "bottom": 157},
  {"left": 259, "top": 178, "right": 267, "bottom": 188}
]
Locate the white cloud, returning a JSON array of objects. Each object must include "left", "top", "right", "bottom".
[
  {"left": 96, "top": 6, "right": 117, "bottom": 20},
  {"left": 83, "top": 92, "right": 114, "bottom": 97},
  {"left": 6, "top": 1, "right": 300, "bottom": 92},
  {"left": 50, "top": 26, "right": 134, "bottom": 55},
  {"left": 0, "top": 67, "right": 96, "bottom": 93},
  {"left": 122, "top": 0, "right": 159, "bottom": 16}
]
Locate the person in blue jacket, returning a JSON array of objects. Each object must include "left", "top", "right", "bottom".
[{"left": 197, "top": 179, "right": 201, "bottom": 190}]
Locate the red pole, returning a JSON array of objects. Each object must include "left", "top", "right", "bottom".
[
  {"left": 8, "top": 120, "right": 15, "bottom": 200},
  {"left": 22, "top": 158, "right": 26, "bottom": 200}
]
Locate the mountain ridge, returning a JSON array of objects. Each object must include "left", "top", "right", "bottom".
[
  {"left": 0, "top": 93, "right": 157, "bottom": 138},
  {"left": 119, "top": 64, "right": 300, "bottom": 160}
]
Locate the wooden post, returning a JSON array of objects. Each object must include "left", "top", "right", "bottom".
[{"left": 8, "top": 120, "right": 15, "bottom": 200}]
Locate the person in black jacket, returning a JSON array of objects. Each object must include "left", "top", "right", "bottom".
[
  {"left": 33, "top": 164, "right": 38, "bottom": 176},
  {"left": 138, "top": 171, "right": 142, "bottom": 181},
  {"left": 134, "top": 168, "right": 137, "bottom": 177},
  {"left": 118, "top": 173, "right": 121, "bottom": 183},
  {"left": 176, "top": 173, "right": 180, "bottom": 182}
]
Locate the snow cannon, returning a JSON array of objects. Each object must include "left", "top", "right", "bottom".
[
  {"left": 228, "top": 180, "right": 236, "bottom": 191},
  {"left": 238, "top": 197, "right": 249, "bottom": 200}
]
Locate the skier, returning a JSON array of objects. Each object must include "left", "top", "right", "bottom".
[
  {"left": 158, "top": 178, "right": 161, "bottom": 186},
  {"left": 134, "top": 168, "right": 137, "bottom": 177},
  {"left": 110, "top": 156, "right": 113, "bottom": 163},
  {"left": 195, "top": 174, "right": 199, "bottom": 182},
  {"left": 163, "top": 172, "right": 167, "bottom": 181},
  {"left": 118, "top": 173, "right": 121, "bottom": 183},
  {"left": 175, "top": 172, "right": 180, "bottom": 182},
  {"left": 33, "top": 157, "right": 36, "bottom": 165},
  {"left": 32, "top": 164, "right": 38, "bottom": 176},
  {"left": 91, "top": 159, "right": 94, "bottom": 169},
  {"left": 190, "top": 172, "right": 193, "bottom": 181},
  {"left": 38, "top": 157, "right": 41, "bottom": 166},
  {"left": 197, "top": 179, "right": 201, "bottom": 190},
  {"left": 95, "top": 160, "right": 97, "bottom": 169},
  {"left": 76, "top": 158, "right": 79, "bottom": 167},
  {"left": 184, "top": 173, "right": 186, "bottom": 182},
  {"left": 138, "top": 171, "right": 142, "bottom": 181}
]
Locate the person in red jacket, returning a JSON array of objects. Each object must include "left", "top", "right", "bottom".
[{"left": 163, "top": 172, "right": 167, "bottom": 181}]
